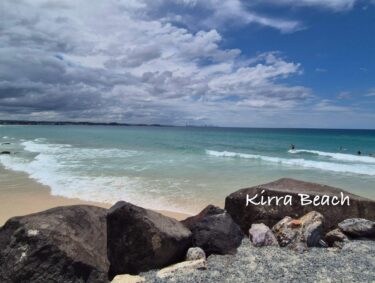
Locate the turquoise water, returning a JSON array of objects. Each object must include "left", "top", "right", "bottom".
[{"left": 1, "top": 125, "right": 374, "bottom": 213}]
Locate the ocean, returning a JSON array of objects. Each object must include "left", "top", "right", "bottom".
[{"left": 1, "top": 125, "right": 374, "bottom": 214}]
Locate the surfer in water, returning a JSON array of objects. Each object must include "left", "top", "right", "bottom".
[
  {"left": 357, "top": 150, "right": 361, "bottom": 155},
  {"left": 290, "top": 144, "right": 295, "bottom": 150}
]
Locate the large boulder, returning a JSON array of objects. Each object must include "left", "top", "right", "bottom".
[
  {"left": 107, "top": 201, "right": 192, "bottom": 277},
  {"left": 181, "top": 205, "right": 224, "bottom": 230},
  {"left": 0, "top": 205, "right": 109, "bottom": 283},
  {"left": 338, "top": 218, "right": 375, "bottom": 238},
  {"left": 225, "top": 178, "right": 375, "bottom": 234},
  {"left": 190, "top": 212, "right": 243, "bottom": 255},
  {"left": 272, "top": 211, "right": 325, "bottom": 251}
]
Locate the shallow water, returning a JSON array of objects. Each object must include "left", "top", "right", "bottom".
[{"left": 1, "top": 125, "right": 374, "bottom": 213}]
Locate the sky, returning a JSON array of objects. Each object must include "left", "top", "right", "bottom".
[{"left": 0, "top": 0, "right": 374, "bottom": 128}]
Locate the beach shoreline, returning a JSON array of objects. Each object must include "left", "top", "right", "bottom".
[{"left": 0, "top": 165, "right": 191, "bottom": 226}]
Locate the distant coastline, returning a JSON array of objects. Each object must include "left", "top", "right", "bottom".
[
  {"left": 0, "top": 119, "right": 170, "bottom": 127},
  {"left": 1, "top": 120, "right": 374, "bottom": 130}
]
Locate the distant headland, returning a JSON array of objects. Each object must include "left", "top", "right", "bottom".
[{"left": 0, "top": 119, "right": 170, "bottom": 127}]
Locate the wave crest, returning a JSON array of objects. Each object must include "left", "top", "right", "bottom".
[{"left": 206, "top": 150, "right": 375, "bottom": 176}]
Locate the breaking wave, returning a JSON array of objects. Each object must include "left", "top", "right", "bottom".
[
  {"left": 0, "top": 139, "right": 190, "bottom": 213},
  {"left": 206, "top": 150, "right": 375, "bottom": 176},
  {"left": 288, "top": 149, "right": 375, "bottom": 164}
]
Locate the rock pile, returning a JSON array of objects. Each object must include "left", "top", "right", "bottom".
[{"left": 0, "top": 178, "right": 374, "bottom": 282}]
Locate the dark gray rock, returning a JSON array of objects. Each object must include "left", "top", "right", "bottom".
[
  {"left": 249, "top": 223, "right": 278, "bottom": 247},
  {"left": 0, "top": 205, "right": 109, "bottom": 283},
  {"left": 107, "top": 201, "right": 192, "bottom": 277},
  {"left": 325, "top": 228, "right": 350, "bottom": 248},
  {"left": 272, "top": 211, "right": 324, "bottom": 251},
  {"left": 338, "top": 218, "right": 375, "bottom": 238},
  {"left": 225, "top": 178, "right": 375, "bottom": 234},
  {"left": 181, "top": 205, "right": 224, "bottom": 230},
  {"left": 191, "top": 212, "right": 243, "bottom": 256}
]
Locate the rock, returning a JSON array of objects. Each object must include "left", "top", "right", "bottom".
[
  {"left": 181, "top": 205, "right": 243, "bottom": 255},
  {"left": 191, "top": 212, "right": 243, "bottom": 255},
  {"left": 338, "top": 218, "right": 375, "bottom": 238},
  {"left": 156, "top": 259, "right": 207, "bottom": 279},
  {"left": 225, "top": 178, "right": 375, "bottom": 234},
  {"left": 111, "top": 274, "right": 145, "bottom": 283},
  {"left": 0, "top": 151, "right": 11, "bottom": 155},
  {"left": 186, "top": 247, "right": 206, "bottom": 261},
  {"left": 181, "top": 205, "right": 224, "bottom": 230},
  {"left": 249, "top": 223, "right": 279, "bottom": 247},
  {"left": 0, "top": 205, "right": 109, "bottom": 283},
  {"left": 272, "top": 216, "right": 299, "bottom": 247},
  {"left": 325, "top": 229, "right": 349, "bottom": 247},
  {"left": 300, "top": 211, "right": 325, "bottom": 247},
  {"left": 107, "top": 201, "right": 192, "bottom": 277},
  {"left": 272, "top": 211, "right": 324, "bottom": 250}
]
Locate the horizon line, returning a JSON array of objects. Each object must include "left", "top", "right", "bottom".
[{"left": 0, "top": 119, "right": 374, "bottom": 131}]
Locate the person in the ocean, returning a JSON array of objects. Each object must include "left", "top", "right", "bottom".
[
  {"left": 357, "top": 150, "right": 361, "bottom": 155},
  {"left": 290, "top": 144, "right": 295, "bottom": 150}
]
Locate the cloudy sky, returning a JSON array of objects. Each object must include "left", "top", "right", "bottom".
[{"left": 0, "top": 0, "right": 374, "bottom": 128}]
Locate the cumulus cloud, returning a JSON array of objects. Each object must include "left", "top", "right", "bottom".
[
  {"left": 128, "top": 0, "right": 302, "bottom": 33},
  {"left": 0, "top": 0, "right": 371, "bottom": 127},
  {"left": 0, "top": 0, "right": 312, "bottom": 125}
]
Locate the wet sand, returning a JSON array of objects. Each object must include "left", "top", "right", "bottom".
[{"left": 0, "top": 165, "right": 190, "bottom": 226}]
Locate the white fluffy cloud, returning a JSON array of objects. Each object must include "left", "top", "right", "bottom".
[{"left": 0, "top": 0, "right": 373, "bottom": 127}]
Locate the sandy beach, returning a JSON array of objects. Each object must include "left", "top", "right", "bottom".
[{"left": 0, "top": 165, "right": 190, "bottom": 226}]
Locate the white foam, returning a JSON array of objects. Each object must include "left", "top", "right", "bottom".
[
  {"left": 206, "top": 150, "right": 375, "bottom": 176},
  {"left": 21, "top": 140, "right": 138, "bottom": 159},
  {"left": 289, "top": 149, "right": 375, "bottom": 164},
  {"left": 0, "top": 140, "right": 191, "bottom": 214}
]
